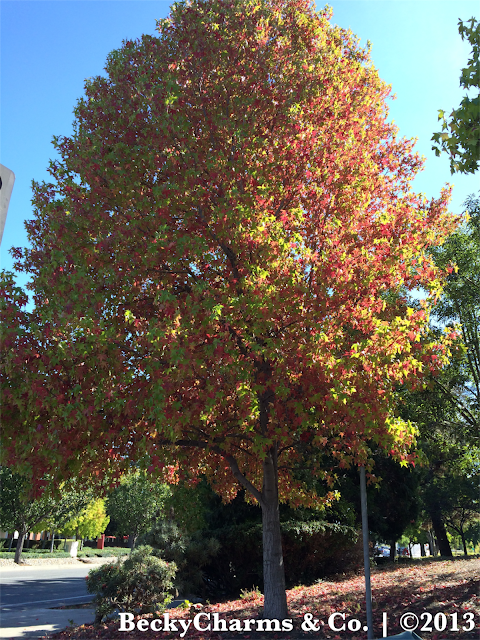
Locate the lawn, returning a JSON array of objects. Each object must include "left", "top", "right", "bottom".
[{"left": 46, "top": 557, "right": 479, "bottom": 640}]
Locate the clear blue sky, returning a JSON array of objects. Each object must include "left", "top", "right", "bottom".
[{"left": 1, "top": 1, "right": 478, "bottom": 299}]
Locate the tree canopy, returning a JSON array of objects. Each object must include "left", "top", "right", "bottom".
[
  {"left": 61, "top": 498, "right": 110, "bottom": 541},
  {"left": 432, "top": 17, "right": 480, "bottom": 174},
  {"left": 107, "top": 471, "right": 170, "bottom": 549},
  {"left": 2, "top": 0, "right": 459, "bottom": 616},
  {"left": 0, "top": 468, "right": 91, "bottom": 563}
]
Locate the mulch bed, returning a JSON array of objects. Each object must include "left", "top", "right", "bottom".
[{"left": 43, "top": 557, "right": 479, "bottom": 640}]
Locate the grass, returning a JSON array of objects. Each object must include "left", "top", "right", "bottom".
[
  {"left": 0, "top": 545, "right": 130, "bottom": 559},
  {"left": 45, "top": 556, "right": 479, "bottom": 639}
]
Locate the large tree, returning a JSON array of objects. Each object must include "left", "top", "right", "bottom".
[{"left": 2, "top": 0, "right": 458, "bottom": 617}]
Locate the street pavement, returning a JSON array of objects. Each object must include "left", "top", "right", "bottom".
[
  {"left": 1, "top": 563, "right": 96, "bottom": 639},
  {"left": 0, "top": 562, "right": 189, "bottom": 638}
]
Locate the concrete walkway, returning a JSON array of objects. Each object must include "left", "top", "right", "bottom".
[{"left": 0, "top": 607, "right": 95, "bottom": 639}]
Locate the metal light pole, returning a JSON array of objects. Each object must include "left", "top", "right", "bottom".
[
  {"left": 360, "top": 465, "right": 374, "bottom": 639},
  {"left": 0, "top": 164, "right": 15, "bottom": 245}
]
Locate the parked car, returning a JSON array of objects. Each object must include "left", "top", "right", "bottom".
[{"left": 374, "top": 545, "right": 390, "bottom": 557}]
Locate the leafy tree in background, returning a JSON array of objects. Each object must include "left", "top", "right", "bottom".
[
  {"left": 441, "top": 467, "right": 480, "bottom": 557},
  {"left": 362, "top": 455, "right": 419, "bottom": 561},
  {"left": 2, "top": 0, "right": 459, "bottom": 617},
  {"left": 0, "top": 468, "right": 90, "bottom": 563},
  {"left": 107, "top": 472, "right": 170, "bottom": 550},
  {"left": 432, "top": 18, "right": 480, "bottom": 174},
  {"left": 398, "top": 194, "right": 480, "bottom": 556},
  {"left": 61, "top": 498, "right": 110, "bottom": 548},
  {"left": 464, "top": 520, "right": 480, "bottom": 551}
]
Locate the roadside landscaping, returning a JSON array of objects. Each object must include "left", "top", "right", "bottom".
[
  {"left": 44, "top": 557, "right": 479, "bottom": 640},
  {"left": 0, "top": 547, "right": 130, "bottom": 568},
  {"left": 0, "top": 546, "right": 130, "bottom": 560}
]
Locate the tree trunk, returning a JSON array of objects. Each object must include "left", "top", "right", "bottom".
[
  {"left": 50, "top": 531, "right": 55, "bottom": 553},
  {"left": 427, "top": 530, "right": 437, "bottom": 556},
  {"left": 8, "top": 536, "right": 13, "bottom": 551},
  {"left": 460, "top": 530, "right": 468, "bottom": 557},
  {"left": 14, "top": 527, "right": 27, "bottom": 564},
  {"left": 429, "top": 507, "right": 453, "bottom": 557},
  {"left": 261, "top": 449, "right": 288, "bottom": 620},
  {"left": 420, "top": 543, "right": 426, "bottom": 557},
  {"left": 128, "top": 534, "right": 137, "bottom": 552},
  {"left": 389, "top": 540, "right": 396, "bottom": 562}
]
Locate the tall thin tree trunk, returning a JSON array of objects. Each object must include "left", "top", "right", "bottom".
[
  {"left": 261, "top": 449, "right": 288, "bottom": 620},
  {"left": 128, "top": 533, "right": 137, "bottom": 552},
  {"left": 429, "top": 507, "right": 453, "bottom": 557},
  {"left": 461, "top": 530, "right": 468, "bottom": 557},
  {"left": 50, "top": 531, "right": 55, "bottom": 553},
  {"left": 14, "top": 527, "right": 27, "bottom": 564},
  {"left": 427, "top": 530, "right": 436, "bottom": 556}
]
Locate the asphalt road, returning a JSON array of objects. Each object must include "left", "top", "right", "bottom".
[{"left": 0, "top": 564, "right": 94, "bottom": 610}]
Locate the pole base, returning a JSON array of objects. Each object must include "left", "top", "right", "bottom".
[{"left": 376, "top": 631, "right": 423, "bottom": 640}]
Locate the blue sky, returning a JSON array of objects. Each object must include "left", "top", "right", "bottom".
[{"left": 1, "top": 0, "right": 478, "bottom": 299}]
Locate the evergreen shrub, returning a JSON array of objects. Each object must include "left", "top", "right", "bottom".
[
  {"left": 86, "top": 546, "right": 176, "bottom": 622},
  {"left": 201, "top": 521, "right": 361, "bottom": 596}
]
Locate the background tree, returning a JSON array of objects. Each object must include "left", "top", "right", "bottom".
[
  {"left": 0, "top": 468, "right": 90, "bottom": 563},
  {"left": 432, "top": 18, "right": 479, "bottom": 174},
  {"left": 107, "top": 472, "right": 170, "bottom": 550},
  {"left": 440, "top": 464, "right": 480, "bottom": 557},
  {"left": 3, "top": 0, "right": 459, "bottom": 617},
  {"left": 61, "top": 498, "right": 110, "bottom": 549},
  {"left": 361, "top": 455, "right": 419, "bottom": 561},
  {"left": 398, "top": 193, "right": 480, "bottom": 556}
]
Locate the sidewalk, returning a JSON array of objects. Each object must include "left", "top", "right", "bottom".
[{"left": 0, "top": 607, "right": 95, "bottom": 639}]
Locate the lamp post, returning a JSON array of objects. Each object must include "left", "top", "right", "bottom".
[
  {"left": 360, "top": 465, "right": 374, "bottom": 639},
  {"left": 0, "top": 164, "right": 15, "bottom": 245},
  {"left": 360, "top": 467, "right": 424, "bottom": 640}
]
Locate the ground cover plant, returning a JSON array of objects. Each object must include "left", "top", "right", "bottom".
[{"left": 46, "top": 557, "right": 479, "bottom": 639}]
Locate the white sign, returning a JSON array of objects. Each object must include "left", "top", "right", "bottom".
[{"left": 0, "top": 164, "right": 15, "bottom": 245}]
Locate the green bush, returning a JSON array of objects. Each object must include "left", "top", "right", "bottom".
[
  {"left": 201, "top": 520, "right": 361, "bottom": 596},
  {"left": 141, "top": 520, "right": 219, "bottom": 597},
  {"left": 0, "top": 550, "right": 72, "bottom": 558},
  {"left": 281, "top": 520, "right": 362, "bottom": 585},
  {"left": 86, "top": 546, "right": 176, "bottom": 622},
  {"left": 78, "top": 547, "right": 130, "bottom": 558}
]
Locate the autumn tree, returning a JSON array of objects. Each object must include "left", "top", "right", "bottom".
[
  {"left": 432, "top": 17, "right": 480, "bottom": 174},
  {"left": 2, "top": 0, "right": 459, "bottom": 617}
]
